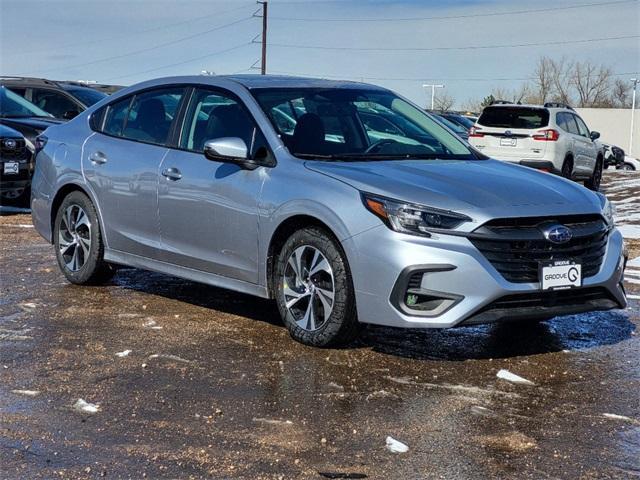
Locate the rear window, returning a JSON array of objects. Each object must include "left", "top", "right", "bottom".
[{"left": 478, "top": 107, "right": 549, "bottom": 129}]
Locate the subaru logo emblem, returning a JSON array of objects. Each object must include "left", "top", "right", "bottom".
[
  {"left": 3, "top": 139, "right": 17, "bottom": 150},
  {"left": 544, "top": 225, "right": 572, "bottom": 244}
]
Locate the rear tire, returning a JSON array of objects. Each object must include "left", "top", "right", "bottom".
[
  {"left": 53, "top": 191, "right": 115, "bottom": 285},
  {"left": 561, "top": 157, "right": 573, "bottom": 180},
  {"left": 584, "top": 158, "right": 603, "bottom": 191},
  {"left": 275, "top": 227, "right": 360, "bottom": 347}
]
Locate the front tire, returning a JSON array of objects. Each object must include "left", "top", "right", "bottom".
[
  {"left": 53, "top": 191, "right": 114, "bottom": 285},
  {"left": 275, "top": 227, "right": 360, "bottom": 347},
  {"left": 585, "top": 158, "right": 603, "bottom": 191}
]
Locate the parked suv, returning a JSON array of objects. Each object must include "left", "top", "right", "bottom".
[
  {"left": 1, "top": 77, "right": 107, "bottom": 120},
  {"left": 32, "top": 76, "right": 626, "bottom": 347},
  {"left": 469, "top": 102, "right": 604, "bottom": 190}
]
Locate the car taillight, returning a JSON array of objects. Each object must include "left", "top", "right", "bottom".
[
  {"left": 35, "top": 135, "right": 48, "bottom": 154},
  {"left": 469, "top": 126, "right": 484, "bottom": 138},
  {"left": 532, "top": 129, "right": 559, "bottom": 141}
]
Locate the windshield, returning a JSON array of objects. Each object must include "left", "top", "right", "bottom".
[
  {"left": 64, "top": 86, "right": 107, "bottom": 106},
  {"left": 252, "top": 87, "right": 474, "bottom": 160},
  {"left": 0, "top": 86, "right": 52, "bottom": 118},
  {"left": 478, "top": 106, "right": 549, "bottom": 129}
]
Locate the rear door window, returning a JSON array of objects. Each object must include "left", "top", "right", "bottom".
[
  {"left": 121, "top": 88, "right": 185, "bottom": 145},
  {"left": 478, "top": 107, "right": 549, "bottom": 129},
  {"left": 556, "top": 112, "right": 579, "bottom": 135},
  {"left": 103, "top": 97, "right": 133, "bottom": 137},
  {"left": 573, "top": 114, "right": 590, "bottom": 138}
]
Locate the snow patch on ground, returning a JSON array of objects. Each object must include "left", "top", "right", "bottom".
[
  {"left": 73, "top": 399, "right": 100, "bottom": 414},
  {"left": 496, "top": 369, "right": 535, "bottom": 385},
  {"left": 617, "top": 224, "right": 640, "bottom": 239}
]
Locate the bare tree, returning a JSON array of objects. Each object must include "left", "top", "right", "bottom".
[
  {"left": 571, "top": 60, "right": 612, "bottom": 107},
  {"left": 532, "top": 56, "right": 555, "bottom": 103},
  {"left": 549, "top": 57, "right": 574, "bottom": 105},
  {"left": 461, "top": 97, "right": 483, "bottom": 113},
  {"left": 611, "top": 78, "right": 632, "bottom": 108},
  {"left": 434, "top": 93, "right": 456, "bottom": 111}
]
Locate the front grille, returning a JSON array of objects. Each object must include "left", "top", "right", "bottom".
[
  {"left": 0, "top": 138, "right": 29, "bottom": 161},
  {"left": 469, "top": 214, "right": 608, "bottom": 283},
  {"left": 460, "top": 286, "right": 620, "bottom": 325},
  {"left": 487, "top": 287, "right": 615, "bottom": 310}
]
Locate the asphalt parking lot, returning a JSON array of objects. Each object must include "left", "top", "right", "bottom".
[{"left": 1, "top": 171, "right": 639, "bottom": 479}]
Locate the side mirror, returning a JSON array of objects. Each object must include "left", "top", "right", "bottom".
[
  {"left": 203, "top": 137, "right": 258, "bottom": 170},
  {"left": 590, "top": 131, "right": 600, "bottom": 141},
  {"left": 63, "top": 110, "right": 79, "bottom": 120}
]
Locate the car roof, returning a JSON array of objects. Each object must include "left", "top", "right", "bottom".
[
  {"left": 125, "top": 74, "right": 389, "bottom": 92},
  {"left": 483, "top": 103, "right": 574, "bottom": 112}
]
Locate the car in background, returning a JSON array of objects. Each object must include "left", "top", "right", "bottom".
[
  {"left": 601, "top": 142, "right": 626, "bottom": 169},
  {"left": 437, "top": 112, "right": 475, "bottom": 131},
  {"left": 1, "top": 77, "right": 107, "bottom": 120},
  {"left": 32, "top": 75, "right": 625, "bottom": 347},
  {"left": 431, "top": 113, "right": 469, "bottom": 141},
  {"left": 0, "top": 124, "right": 32, "bottom": 202},
  {"left": 0, "top": 86, "right": 62, "bottom": 204},
  {"left": 469, "top": 102, "right": 604, "bottom": 190}
]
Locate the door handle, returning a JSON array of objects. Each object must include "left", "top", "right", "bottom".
[
  {"left": 89, "top": 151, "right": 107, "bottom": 165},
  {"left": 161, "top": 167, "right": 182, "bottom": 181}
]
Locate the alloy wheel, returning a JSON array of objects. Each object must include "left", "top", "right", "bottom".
[
  {"left": 58, "top": 204, "right": 92, "bottom": 272},
  {"left": 282, "top": 245, "right": 335, "bottom": 332}
]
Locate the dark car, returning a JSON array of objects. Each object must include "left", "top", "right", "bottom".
[
  {"left": 1, "top": 76, "right": 107, "bottom": 120},
  {"left": 431, "top": 113, "right": 470, "bottom": 141},
  {"left": 438, "top": 112, "right": 475, "bottom": 131},
  {"left": 0, "top": 86, "right": 63, "bottom": 204},
  {"left": 0, "top": 124, "right": 31, "bottom": 202}
]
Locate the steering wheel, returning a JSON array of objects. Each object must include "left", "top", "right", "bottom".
[{"left": 364, "top": 139, "right": 398, "bottom": 154}]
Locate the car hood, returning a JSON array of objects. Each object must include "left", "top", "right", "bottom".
[
  {"left": 0, "top": 123, "right": 23, "bottom": 138},
  {"left": 305, "top": 159, "right": 603, "bottom": 224},
  {"left": 0, "top": 116, "right": 63, "bottom": 131}
]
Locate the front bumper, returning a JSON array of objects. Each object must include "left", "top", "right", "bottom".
[{"left": 343, "top": 225, "right": 626, "bottom": 329}]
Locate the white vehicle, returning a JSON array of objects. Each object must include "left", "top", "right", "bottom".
[{"left": 469, "top": 102, "right": 604, "bottom": 190}]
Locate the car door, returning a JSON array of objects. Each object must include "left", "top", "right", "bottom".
[
  {"left": 573, "top": 114, "right": 598, "bottom": 174},
  {"left": 82, "top": 86, "right": 186, "bottom": 259},
  {"left": 157, "top": 87, "right": 269, "bottom": 283}
]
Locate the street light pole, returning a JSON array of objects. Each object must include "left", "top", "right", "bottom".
[
  {"left": 422, "top": 84, "right": 444, "bottom": 110},
  {"left": 630, "top": 78, "right": 638, "bottom": 154}
]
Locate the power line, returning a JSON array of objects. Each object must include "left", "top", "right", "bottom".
[
  {"left": 10, "top": 3, "right": 255, "bottom": 57},
  {"left": 270, "top": 0, "right": 638, "bottom": 22},
  {"left": 19, "top": 15, "right": 255, "bottom": 76},
  {"left": 269, "top": 34, "right": 640, "bottom": 53},
  {"left": 269, "top": 69, "right": 640, "bottom": 83},
  {"left": 103, "top": 43, "right": 254, "bottom": 82}
]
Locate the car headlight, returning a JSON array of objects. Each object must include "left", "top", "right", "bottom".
[
  {"left": 362, "top": 193, "right": 471, "bottom": 236},
  {"left": 600, "top": 196, "right": 616, "bottom": 227}
]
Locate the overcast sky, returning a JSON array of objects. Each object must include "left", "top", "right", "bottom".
[{"left": 1, "top": 0, "right": 638, "bottom": 106}]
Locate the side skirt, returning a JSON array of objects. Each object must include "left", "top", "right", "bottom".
[{"left": 104, "top": 249, "right": 269, "bottom": 299}]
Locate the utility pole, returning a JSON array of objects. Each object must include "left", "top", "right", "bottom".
[
  {"left": 422, "top": 84, "right": 444, "bottom": 110},
  {"left": 630, "top": 78, "right": 638, "bottom": 154},
  {"left": 257, "top": 1, "right": 268, "bottom": 75}
]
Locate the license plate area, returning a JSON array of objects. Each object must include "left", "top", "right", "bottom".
[
  {"left": 540, "top": 261, "right": 582, "bottom": 290},
  {"left": 500, "top": 137, "right": 517, "bottom": 147},
  {"left": 3, "top": 162, "right": 19, "bottom": 175}
]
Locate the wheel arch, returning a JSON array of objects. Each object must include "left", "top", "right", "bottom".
[
  {"left": 265, "top": 214, "right": 345, "bottom": 299},
  {"left": 50, "top": 183, "right": 106, "bottom": 246}
]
